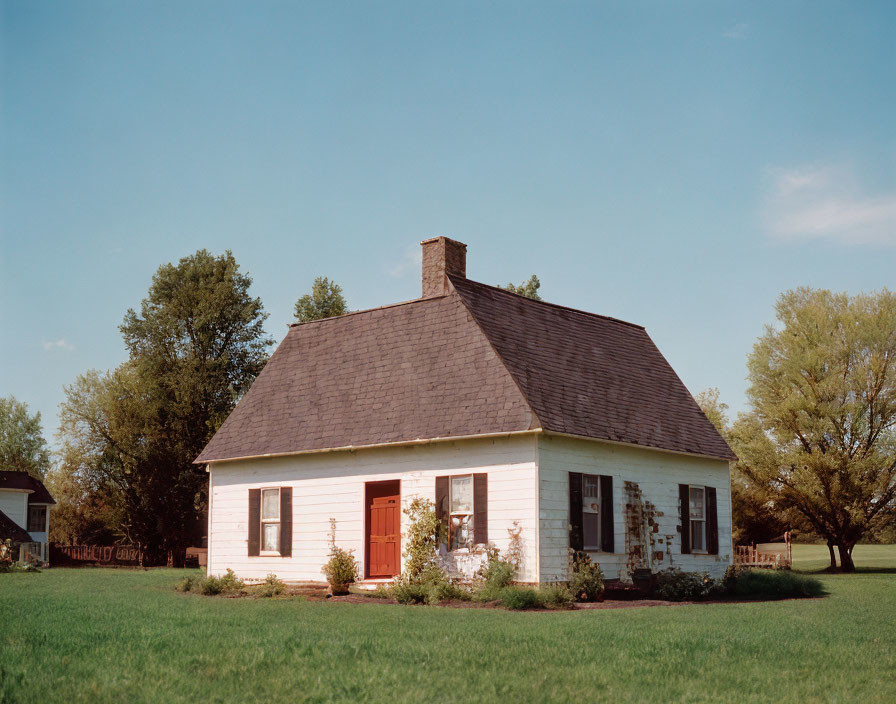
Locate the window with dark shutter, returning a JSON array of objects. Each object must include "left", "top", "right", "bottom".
[
  {"left": 435, "top": 473, "right": 488, "bottom": 550},
  {"left": 568, "top": 472, "right": 583, "bottom": 552},
  {"left": 571, "top": 472, "right": 614, "bottom": 553},
  {"left": 248, "top": 489, "right": 261, "bottom": 557}
]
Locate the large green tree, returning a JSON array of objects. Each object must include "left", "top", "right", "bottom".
[
  {"left": 694, "top": 388, "right": 789, "bottom": 546},
  {"left": 58, "top": 250, "right": 271, "bottom": 564},
  {"left": 501, "top": 275, "right": 542, "bottom": 301},
  {"left": 738, "top": 288, "right": 896, "bottom": 571},
  {"left": 0, "top": 396, "right": 50, "bottom": 479},
  {"left": 294, "top": 276, "right": 348, "bottom": 322}
]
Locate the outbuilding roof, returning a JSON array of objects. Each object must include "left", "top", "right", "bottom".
[
  {"left": 0, "top": 471, "right": 56, "bottom": 504},
  {"left": 197, "top": 266, "right": 734, "bottom": 463}
]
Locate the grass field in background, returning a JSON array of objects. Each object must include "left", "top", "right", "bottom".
[{"left": 1, "top": 544, "right": 894, "bottom": 704}]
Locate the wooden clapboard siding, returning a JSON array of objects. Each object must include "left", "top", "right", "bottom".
[
  {"left": 537, "top": 434, "right": 732, "bottom": 583},
  {"left": 207, "top": 435, "right": 539, "bottom": 582},
  {"left": 0, "top": 490, "right": 28, "bottom": 529}
]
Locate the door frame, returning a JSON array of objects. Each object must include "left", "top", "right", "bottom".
[{"left": 364, "top": 479, "right": 401, "bottom": 579}]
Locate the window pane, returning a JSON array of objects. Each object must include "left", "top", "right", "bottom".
[
  {"left": 262, "top": 523, "right": 280, "bottom": 552},
  {"left": 262, "top": 489, "right": 280, "bottom": 520},
  {"left": 584, "top": 512, "right": 600, "bottom": 548},
  {"left": 450, "top": 476, "right": 473, "bottom": 514},
  {"left": 583, "top": 475, "right": 600, "bottom": 498},
  {"left": 689, "top": 487, "right": 704, "bottom": 520},
  {"left": 450, "top": 515, "right": 471, "bottom": 550},
  {"left": 691, "top": 520, "right": 705, "bottom": 551},
  {"left": 28, "top": 506, "right": 46, "bottom": 532}
]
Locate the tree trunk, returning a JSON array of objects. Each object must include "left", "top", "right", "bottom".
[
  {"left": 837, "top": 543, "right": 856, "bottom": 572},
  {"left": 827, "top": 541, "right": 837, "bottom": 571}
]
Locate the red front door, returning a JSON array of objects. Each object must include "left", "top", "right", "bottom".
[{"left": 366, "top": 480, "right": 400, "bottom": 578}]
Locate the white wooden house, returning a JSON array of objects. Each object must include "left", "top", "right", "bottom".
[
  {"left": 197, "top": 238, "right": 735, "bottom": 584},
  {"left": 0, "top": 471, "right": 55, "bottom": 564}
]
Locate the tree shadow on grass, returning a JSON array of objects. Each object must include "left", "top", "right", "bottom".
[{"left": 796, "top": 567, "right": 896, "bottom": 575}]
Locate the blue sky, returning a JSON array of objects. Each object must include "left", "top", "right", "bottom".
[{"left": 2, "top": 1, "right": 895, "bottom": 446}]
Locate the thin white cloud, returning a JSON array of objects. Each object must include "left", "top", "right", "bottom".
[
  {"left": 388, "top": 245, "right": 422, "bottom": 278},
  {"left": 42, "top": 338, "right": 75, "bottom": 352},
  {"left": 762, "top": 164, "right": 896, "bottom": 246},
  {"left": 722, "top": 22, "right": 749, "bottom": 39}
]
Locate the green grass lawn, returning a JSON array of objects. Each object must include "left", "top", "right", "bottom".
[{"left": 2, "top": 545, "right": 895, "bottom": 704}]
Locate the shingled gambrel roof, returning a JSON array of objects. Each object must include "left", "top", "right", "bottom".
[
  {"left": 197, "top": 273, "right": 735, "bottom": 464},
  {"left": 448, "top": 276, "right": 736, "bottom": 461},
  {"left": 195, "top": 293, "right": 537, "bottom": 463}
]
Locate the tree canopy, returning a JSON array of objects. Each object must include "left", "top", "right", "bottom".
[
  {"left": 501, "top": 275, "right": 542, "bottom": 301},
  {"left": 0, "top": 396, "right": 50, "bottom": 479},
  {"left": 56, "top": 250, "right": 272, "bottom": 563},
  {"left": 294, "top": 277, "right": 348, "bottom": 322},
  {"left": 694, "top": 388, "right": 788, "bottom": 546},
  {"left": 735, "top": 288, "right": 896, "bottom": 571}
]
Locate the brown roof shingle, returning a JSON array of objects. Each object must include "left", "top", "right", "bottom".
[
  {"left": 449, "top": 276, "right": 736, "bottom": 461},
  {"left": 197, "top": 276, "right": 735, "bottom": 463},
  {"left": 196, "top": 294, "right": 536, "bottom": 462}
]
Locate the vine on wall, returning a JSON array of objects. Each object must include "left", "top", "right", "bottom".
[{"left": 623, "top": 481, "right": 671, "bottom": 580}]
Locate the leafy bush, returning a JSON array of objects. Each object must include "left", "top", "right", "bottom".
[
  {"left": 730, "top": 569, "right": 824, "bottom": 599},
  {"left": 497, "top": 586, "right": 541, "bottom": 610},
  {"left": 653, "top": 568, "right": 722, "bottom": 601},
  {"left": 322, "top": 518, "right": 359, "bottom": 593},
  {"left": 402, "top": 498, "right": 442, "bottom": 581},
  {"left": 175, "top": 575, "right": 196, "bottom": 592},
  {"left": 256, "top": 574, "right": 286, "bottom": 598},
  {"left": 478, "top": 558, "right": 515, "bottom": 590},
  {"left": 391, "top": 579, "right": 431, "bottom": 605},
  {"left": 426, "top": 580, "right": 472, "bottom": 605},
  {"left": 322, "top": 547, "right": 359, "bottom": 592},
  {"left": 568, "top": 551, "right": 604, "bottom": 602},
  {"left": 539, "top": 583, "right": 574, "bottom": 609},
  {"left": 0, "top": 562, "right": 41, "bottom": 574},
  {"left": 194, "top": 569, "right": 245, "bottom": 596},
  {"left": 367, "top": 585, "right": 392, "bottom": 599}
]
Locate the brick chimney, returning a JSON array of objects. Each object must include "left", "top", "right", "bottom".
[{"left": 421, "top": 237, "right": 467, "bottom": 298}]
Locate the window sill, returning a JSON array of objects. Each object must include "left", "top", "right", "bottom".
[{"left": 259, "top": 551, "right": 281, "bottom": 557}]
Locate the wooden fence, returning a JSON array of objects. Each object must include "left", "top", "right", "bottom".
[
  {"left": 734, "top": 534, "right": 792, "bottom": 569},
  {"left": 51, "top": 544, "right": 143, "bottom": 566}
]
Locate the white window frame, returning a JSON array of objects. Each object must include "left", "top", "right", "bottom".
[
  {"left": 448, "top": 474, "right": 474, "bottom": 551},
  {"left": 260, "top": 488, "right": 281, "bottom": 556},
  {"left": 689, "top": 485, "right": 707, "bottom": 554},
  {"left": 582, "top": 474, "right": 601, "bottom": 551}
]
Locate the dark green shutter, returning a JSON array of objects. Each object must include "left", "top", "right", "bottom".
[
  {"left": 600, "top": 475, "right": 614, "bottom": 553},
  {"left": 679, "top": 484, "right": 691, "bottom": 554},
  {"left": 280, "top": 487, "right": 292, "bottom": 557},
  {"left": 473, "top": 474, "right": 488, "bottom": 544},
  {"left": 248, "top": 489, "right": 260, "bottom": 557},
  {"left": 569, "top": 472, "right": 583, "bottom": 552},
  {"left": 706, "top": 487, "right": 718, "bottom": 555}
]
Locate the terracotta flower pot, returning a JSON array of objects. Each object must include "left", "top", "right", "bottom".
[{"left": 329, "top": 583, "right": 350, "bottom": 596}]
